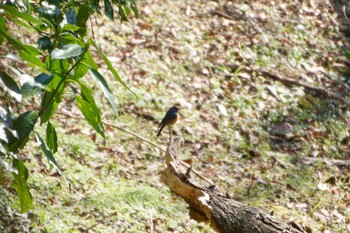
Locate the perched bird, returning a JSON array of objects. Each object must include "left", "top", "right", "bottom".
[{"left": 157, "top": 106, "right": 179, "bottom": 137}]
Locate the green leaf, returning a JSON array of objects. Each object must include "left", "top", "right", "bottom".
[
  {"left": 60, "top": 57, "right": 71, "bottom": 71},
  {"left": 73, "top": 51, "right": 95, "bottom": 79},
  {"left": 1, "top": 31, "right": 43, "bottom": 67},
  {"left": 20, "top": 83, "right": 39, "bottom": 98},
  {"left": 80, "top": 83, "right": 96, "bottom": 103},
  {"left": 35, "top": 132, "right": 71, "bottom": 188},
  {"left": 122, "top": 4, "right": 131, "bottom": 17},
  {"left": 1, "top": 32, "right": 41, "bottom": 55},
  {"left": 45, "top": 58, "right": 59, "bottom": 73},
  {"left": 91, "top": 41, "right": 136, "bottom": 97},
  {"left": 9, "top": 111, "right": 38, "bottom": 152},
  {"left": 40, "top": 76, "right": 64, "bottom": 124},
  {"left": 104, "top": 0, "right": 114, "bottom": 20},
  {"left": 65, "top": 8, "right": 77, "bottom": 25},
  {"left": 35, "top": 18, "right": 54, "bottom": 31},
  {"left": 58, "top": 34, "right": 84, "bottom": 46},
  {"left": 6, "top": 14, "right": 33, "bottom": 29},
  {"left": 92, "top": 0, "right": 101, "bottom": 12},
  {"left": 118, "top": 5, "right": 128, "bottom": 21},
  {"left": 38, "top": 36, "right": 52, "bottom": 51},
  {"left": 2, "top": 5, "right": 53, "bottom": 30},
  {"left": 90, "top": 68, "right": 118, "bottom": 114},
  {"left": 0, "top": 71, "right": 22, "bottom": 102},
  {"left": 35, "top": 133, "right": 59, "bottom": 170},
  {"left": 76, "top": 84, "right": 105, "bottom": 138},
  {"left": 46, "top": 122, "right": 57, "bottom": 153},
  {"left": 51, "top": 44, "right": 83, "bottom": 60},
  {"left": 76, "top": 5, "right": 91, "bottom": 36},
  {"left": 36, "top": 2, "right": 63, "bottom": 26},
  {"left": 130, "top": 0, "right": 139, "bottom": 18},
  {"left": 0, "top": 15, "right": 4, "bottom": 42},
  {"left": 40, "top": 94, "right": 60, "bottom": 124},
  {"left": 1, "top": 5, "right": 43, "bottom": 25},
  {"left": 74, "top": 63, "right": 89, "bottom": 79},
  {"left": 35, "top": 73, "right": 54, "bottom": 86},
  {"left": 0, "top": 117, "right": 10, "bottom": 143},
  {"left": 73, "top": 48, "right": 97, "bottom": 79},
  {"left": 18, "top": 50, "right": 45, "bottom": 67},
  {"left": 12, "top": 159, "right": 33, "bottom": 213},
  {"left": 62, "top": 23, "right": 80, "bottom": 32},
  {"left": 81, "top": 50, "right": 98, "bottom": 70},
  {"left": 0, "top": 106, "right": 17, "bottom": 146},
  {"left": 0, "top": 15, "right": 6, "bottom": 33},
  {"left": 0, "top": 143, "right": 7, "bottom": 155},
  {"left": 21, "top": 73, "right": 54, "bottom": 98},
  {"left": 0, "top": 33, "right": 4, "bottom": 44}
]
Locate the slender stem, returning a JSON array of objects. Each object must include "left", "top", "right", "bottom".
[
  {"left": 28, "top": 22, "right": 50, "bottom": 36},
  {"left": 48, "top": 29, "right": 60, "bottom": 69},
  {"left": 106, "top": 122, "right": 164, "bottom": 151},
  {"left": 15, "top": 54, "right": 86, "bottom": 152},
  {"left": 90, "top": 16, "right": 96, "bottom": 43},
  {"left": 37, "top": 78, "right": 64, "bottom": 117},
  {"left": 102, "top": 121, "right": 214, "bottom": 185},
  {"left": 56, "top": 112, "right": 214, "bottom": 185},
  {"left": 38, "top": 53, "right": 86, "bottom": 119}
]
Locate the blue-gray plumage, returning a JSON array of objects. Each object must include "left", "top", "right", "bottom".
[{"left": 157, "top": 106, "right": 179, "bottom": 136}]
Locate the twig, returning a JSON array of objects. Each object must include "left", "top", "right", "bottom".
[
  {"left": 89, "top": 16, "right": 96, "bottom": 43},
  {"left": 56, "top": 112, "right": 214, "bottom": 185},
  {"left": 212, "top": 10, "right": 235, "bottom": 20},
  {"left": 226, "top": 65, "right": 350, "bottom": 107},
  {"left": 106, "top": 122, "right": 214, "bottom": 185},
  {"left": 320, "top": 71, "right": 350, "bottom": 92},
  {"left": 246, "top": 176, "right": 255, "bottom": 197},
  {"left": 265, "top": 86, "right": 282, "bottom": 102},
  {"left": 260, "top": 70, "right": 350, "bottom": 106},
  {"left": 104, "top": 122, "right": 164, "bottom": 151},
  {"left": 299, "top": 157, "right": 350, "bottom": 167},
  {"left": 84, "top": 223, "right": 99, "bottom": 233},
  {"left": 265, "top": 151, "right": 350, "bottom": 167}
]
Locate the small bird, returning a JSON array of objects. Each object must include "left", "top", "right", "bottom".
[{"left": 157, "top": 106, "right": 179, "bottom": 137}]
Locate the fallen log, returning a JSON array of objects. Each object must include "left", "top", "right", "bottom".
[{"left": 160, "top": 138, "right": 308, "bottom": 233}]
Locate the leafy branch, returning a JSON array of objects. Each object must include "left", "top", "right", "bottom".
[
  {"left": 38, "top": 50, "right": 87, "bottom": 118},
  {"left": 0, "top": 0, "right": 138, "bottom": 212}
]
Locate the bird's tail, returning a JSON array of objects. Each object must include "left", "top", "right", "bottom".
[{"left": 157, "top": 124, "right": 164, "bottom": 136}]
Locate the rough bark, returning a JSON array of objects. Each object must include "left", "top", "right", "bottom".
[{"left": 160, "top": 139, "right": 308, "bottom": 233}]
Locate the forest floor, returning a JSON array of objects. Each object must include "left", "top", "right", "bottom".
[{"left": 1, "top": 0, "right": 350, "bottom": 232}]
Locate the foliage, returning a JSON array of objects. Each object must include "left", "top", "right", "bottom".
[{"left": 0, "top": 0, "right": 137, "bottom": 212}]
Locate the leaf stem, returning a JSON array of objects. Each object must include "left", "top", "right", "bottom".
[{"left": 38, "top": 51, "right": 86, "bottom": 119}]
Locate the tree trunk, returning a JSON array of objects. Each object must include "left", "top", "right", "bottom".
[{"left": 159, "top": 139, "right": 308, "bottom": 233}]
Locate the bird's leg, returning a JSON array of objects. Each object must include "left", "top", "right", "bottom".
[{"left": 169, "top": 126, "right": 172, "bottom": 140}]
